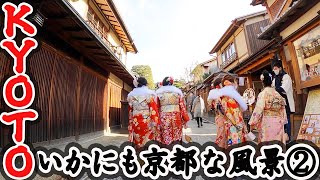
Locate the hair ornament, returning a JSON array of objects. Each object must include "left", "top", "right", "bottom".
[{"left": 166, "top": 77, "right": 174, "bottom": 85}]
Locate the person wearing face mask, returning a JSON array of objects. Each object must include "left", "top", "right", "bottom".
[{"left": 272, "top": 61, "right": 295, "bottom": 142}]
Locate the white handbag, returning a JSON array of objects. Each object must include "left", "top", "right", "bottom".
[{"left": 246, "top": 132, "right": 256, "bottom": 141}]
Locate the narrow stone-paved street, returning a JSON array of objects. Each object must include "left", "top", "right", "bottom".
[
  {"left": 79, "top": 114, "right": 217, "bottom": 148},
  {"left": 18, "top": 115, "right": 218, "bottom": 180},
  {"left": 78, "top": 115, "right": 217, "bottom": 180}
]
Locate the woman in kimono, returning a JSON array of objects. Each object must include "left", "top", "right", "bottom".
[
  {"left": 207, "top": 77, "right": 227, "bottom": 149},
  {"left": 156, "top": 77, "right": 190, "bottom": 146},
  {"left": 219, "top": 75, "right": 248, "bottom": 147},
  {"left": 249, "top": 70, "right": 287, "bottom": 143},
  {"left": 127, "top": 77, "right": 160, "bottom": 150}
]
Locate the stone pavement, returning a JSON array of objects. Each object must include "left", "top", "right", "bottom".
[
  {"left": 0, "top": 115, "right": 218, "bottom": 180},
  {"left": 182, "top": 115, "right": 217, "bottom": 144}
]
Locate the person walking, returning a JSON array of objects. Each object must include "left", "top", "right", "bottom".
[
  {"left": 272, "top": 61, "right": 295, "bottom": 141},
  {"left": 208, "top": 76, "right": 227, "bottom": 149},
  {"left": 192, "top": 92, "right": 205, "bottom": 128},
  {"left": 156, "top": 77, "right": 190, "bottom": 146},
  {"left": 219, "top": 74, "right": 248, "bottom": 146},
  {"left": 249, "top": 70, "right": 288, "bottom": 144},
  {"left": 127, "top": 77, "right": 160, "bottom": 150},
  {"left": 187, "top": 92, "right": 196, "bottom": 120}
]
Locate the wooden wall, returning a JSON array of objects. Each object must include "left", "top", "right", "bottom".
[
  {"left": 245, "top": 19, "right": 271, "bottom": 55},
  {"left": 108, "top": 81, "right": 122, "bottom": 129},
  {"left": 0, "top": 43, "right": 109, "bottom": 147},
  {"left": 0, "top": 51, "right": 11, "bottom": 147}
]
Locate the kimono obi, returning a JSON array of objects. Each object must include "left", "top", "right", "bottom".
[
  {"left": 158, "top": 92, "right": 180, "bottom": 112},
  {"left": 263, "top": 110, "right": 283, "bottom": 117},
  {"left": 129, "top": 96, "right": 151, "bottom": 116},
  {"left": 265, "top": 94, "right": 286, "bottom": 111},
  {"left": 132, "top": 109, "right": 150, "bottom": 117},
  {"left": 160, "top": 105, "right": 180, "bottom": 112}
]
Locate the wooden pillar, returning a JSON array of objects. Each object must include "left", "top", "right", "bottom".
[
  {"left": 288, "top": 42, "right": 302, "bottom": 94},
  {"left": 247, "top": 74, "right": 253, "bottom": 89},
  {"left": 105, "top": 73, "right": 111, "bottom": 134}
]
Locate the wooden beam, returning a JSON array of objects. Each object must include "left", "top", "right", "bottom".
[
  {"left": 93, "top": 53, "right": 110, "bottom": 59},
  {"left": 96, "top": 2, "right": 109, "bottom": 7},
  {"left": 238, "top": 53, "right": 274, "bottom": 75},
  {"left": 72, "top": 36, "right": 94, "bottom": 41},
  {"left": 47, "top": 15, "right": 71, "bottom": 20},
  {"left": 63, "top": 26, "right": 83, "bottom": 32},
  {"left": 85, "top": 45, "right": 101, "bottom": 50},
  {"left": 108, "top": 19, "right": 118, "bottom": 24}
]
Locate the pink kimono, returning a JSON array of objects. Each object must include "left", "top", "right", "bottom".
[{"left": 249, "top": 87, "right": 287, "bottom": 143}]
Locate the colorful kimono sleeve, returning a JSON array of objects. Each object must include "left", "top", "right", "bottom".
[
  {"left": 149, "top": 97, "right": 160, "bottom": 141},
  {"left": 128, "top": 105, "right": 134, "bottom": 142},
  {"left": 149, "top": 97, "right": 160, "bottom": 124},
  {"left": 249, "top": 93, "right": 265, "bottom": 129},
  {"left": 179, "top": 97, "right": 190, "bottom": 126}
]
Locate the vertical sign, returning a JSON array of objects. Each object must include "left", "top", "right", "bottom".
[{"left": 0, "top": 2, "right": 38, "bottom": 179}]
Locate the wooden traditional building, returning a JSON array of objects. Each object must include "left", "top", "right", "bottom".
[
  {"left": 0, "top": 0, "right": 137, "bottom": 147},
  {"left": 191, "top": 57, "right": 218, "bottom": 84},
  {"left": 209, "top": 11, "right": 271, "bottom": 97},
  {"left": 251, "top": 0, "right": 320, "bottom": 139}
]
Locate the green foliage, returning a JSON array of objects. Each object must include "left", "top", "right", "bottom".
[
  {"left": 191, "top": 65, "right": 204, "bottom": 83},
  {"left": 131, "top": 65, "right": 155, "bottom": 89},
  {"left": 203, "top": 73, "right": 211, "bottom": 80},
  {"left": 173, "top": 79, "right": 186, "bottom": 89}
]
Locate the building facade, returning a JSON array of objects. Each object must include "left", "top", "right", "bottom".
[
  {"left": 209, "top": 11, "right": 271, "bottom": 97},
  {"left": 0, "top": 0, "right": 137, "bottom": 147}
]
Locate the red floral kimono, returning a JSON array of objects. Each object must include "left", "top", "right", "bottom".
[
  {"left": 156, "top": 86, "right": 190, "bottom": 145},
  {"left": 208, "top": 88, "right": 227, "bottom": 149},
  {"left": 221, "top": 96, "right": 248, "bottom": 146},
  {"left": 218, "top": 86, "right": 248, "bottom": 147},
  {"left": 127, "top": 87, "right": 160, "bottom": 148}
]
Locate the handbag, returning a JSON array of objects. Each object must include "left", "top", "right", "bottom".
[
  {"left": 283, "top": 132, "right": 289, "bottom": 142},
  {"left": 185, "top": 134, "right": 192, "bottom": 143},
  {"left": 245, "top": 132, "right": 256, "bottom": 141},
  {"left": 184, "top": 126, "right": 192, "bottom": 143}
]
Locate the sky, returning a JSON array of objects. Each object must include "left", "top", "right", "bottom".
[{"left": 114, "top": 0, "right": 265, "bottom": 82}]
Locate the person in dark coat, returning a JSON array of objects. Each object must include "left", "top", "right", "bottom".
[{"left": 272, "top": 61, "right": 295, "bottom": 142}]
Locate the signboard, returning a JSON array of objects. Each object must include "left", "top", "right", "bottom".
[
  {"left": 297, "top": 89, "right": 320, "bottom": 146},
  {"left": 293, "top": 25, "right": 320, "bottom": 82}
]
